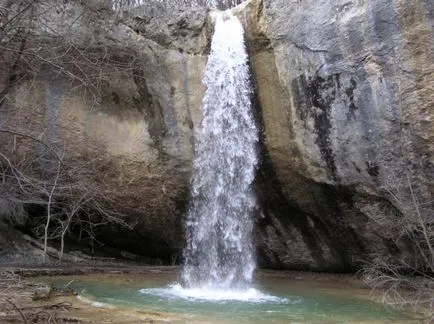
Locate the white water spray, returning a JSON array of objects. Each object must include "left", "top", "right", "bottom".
[{"left": 181, "top": 11, "right": 259, "bottom": 290}]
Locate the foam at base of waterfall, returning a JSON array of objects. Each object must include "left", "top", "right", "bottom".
[{"left": 139, "top": 284, "right": 287, "bottom": 303}]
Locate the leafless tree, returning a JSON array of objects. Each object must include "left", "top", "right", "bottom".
[
  {"left": 0, "top": 0, "right": 134, "bottom": 262},
  {"left": 360, "top": 70, "right": 433, "bottom": 319},
  {"left": 0, "top": 127, "right": 131, "bottom": 261}
]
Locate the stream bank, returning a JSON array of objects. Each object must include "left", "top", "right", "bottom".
[{"left": 0, "top": 266, "right": 180, "bottom": 323}]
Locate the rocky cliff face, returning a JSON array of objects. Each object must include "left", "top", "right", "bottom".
[
  {"left": 1, "top": 0, "right": 432, "bottom": 270},
  {"left": 0, "top": 1, "right": 210, "bottom": 261},
  {"left": 238, "top": 0, "right": 433, "bottom": 271}
]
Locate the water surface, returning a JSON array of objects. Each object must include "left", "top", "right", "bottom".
[{"left": 37, "top": 272, "right": 416, "bottom": 323}]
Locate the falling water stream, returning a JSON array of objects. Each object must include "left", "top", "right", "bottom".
[
  {"left": 140, "top": 10, "right": 271, "bottom": 302},
  {"left": 181, "top": 11, "right": 258, "bottom": 290}
]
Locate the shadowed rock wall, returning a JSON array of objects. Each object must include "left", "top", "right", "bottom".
[{"left": 237, "top": 0, "right": 433, "bottom": 271}]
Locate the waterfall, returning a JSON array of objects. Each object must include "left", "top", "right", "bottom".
[
  {"left": 140, "top": 11, "right": 281, "bottom": 301},
  {"left": 181, "top": 11, "right": 259, "bottom": 290}
]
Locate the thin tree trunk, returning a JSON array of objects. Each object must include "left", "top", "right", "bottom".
[{"left": 43, "top": 161, "right": 61, "bottom": 262}]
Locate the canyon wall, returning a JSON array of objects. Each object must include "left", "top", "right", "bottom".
[{"left": 1, "top": 0, "right": 433, "bottom": 270}]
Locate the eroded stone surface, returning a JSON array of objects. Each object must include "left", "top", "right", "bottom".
[
  {"left": 0, "top": 1, "right": 210, "bottom": 261},
  {"left": 240, "top": 0, "right": 434, "bottom": 271}
]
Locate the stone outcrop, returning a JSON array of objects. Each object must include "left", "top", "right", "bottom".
[{"left": 238, "top": 0, "right": 433, "bottom": 271}]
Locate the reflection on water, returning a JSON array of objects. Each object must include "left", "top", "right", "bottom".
[{"left": 36, "top": 272, "right": 415, "bottom": 324}]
